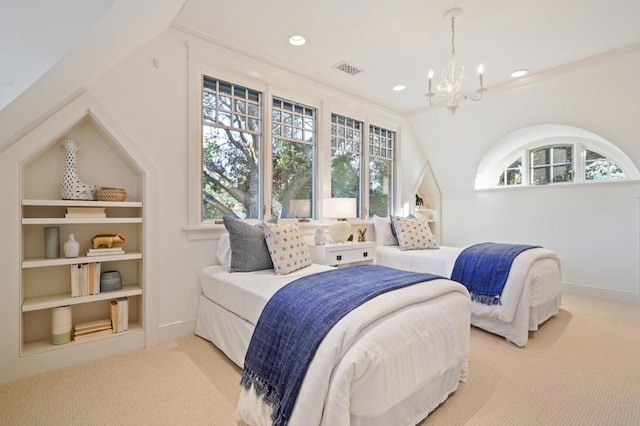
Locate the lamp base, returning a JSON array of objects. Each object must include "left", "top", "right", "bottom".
[{"left": 328, "top": 221, "right": 351, "bottom": 243}]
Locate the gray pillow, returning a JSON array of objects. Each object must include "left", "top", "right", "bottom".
[{"left": 222, "top": 217, "right": 274, "bottom": 272}]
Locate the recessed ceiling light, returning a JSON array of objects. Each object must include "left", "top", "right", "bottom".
[
  {"left": 392, "top": 85, "right": 406, "bottom": 92},
  {"left": 510, "top": 69, "right": 528, "bottom": 78},
  {"left": 289, "top": 35, "right": 306, "bottom": 46}
]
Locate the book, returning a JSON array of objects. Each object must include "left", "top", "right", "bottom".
[
  {"left": 111, "top": 297, "right": 129, "bottom": 333},
  {"left": 66, "top": 207, "right": 106, "bottom": 215},
  {"left": 74, "top": 318, "right": 111, "bottom": 333},
  {"left": 70, "top": 262, "right": 101, "bottom": 297},
  {"left": 86, "top": 248, "right": 124, "bottom": 257},
  {"left": 73, "top": 328, "right": 113, "bottom": 342}
]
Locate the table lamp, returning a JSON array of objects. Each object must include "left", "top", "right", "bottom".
[{"left": 323, "top": 198, "right": 357, "bottom": 243}]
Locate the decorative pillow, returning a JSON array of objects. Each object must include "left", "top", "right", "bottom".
[
  {"left": 390, "top": 216, "right": 439, "bottom": 251},
  {"left": 262, "top": 222, "right": 312, "bottom": 275},
  {"left": 390, "top": 214, "right": 414, "bottom": 243},
  {"left": 216, "top": 233, "right": 232, "bottom": 266},
  {"left": 222, "top": 216, "right": 274, "bottom": 272},
  {"left": 373, "top": 215, "right": 398, "bottom": 246}
]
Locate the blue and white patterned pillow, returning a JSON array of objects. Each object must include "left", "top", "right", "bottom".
[
  {"left": 391, "top": 216, "right": 439, "bottom": 251},
  {"left": 263, "top": 222, "right": 312, "bottom": 275}
]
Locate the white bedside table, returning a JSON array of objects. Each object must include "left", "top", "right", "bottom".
[{"left": 307, "top": 241, "right": 376, "bottom": 267}]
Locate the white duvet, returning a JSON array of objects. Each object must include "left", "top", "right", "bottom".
[
  {"left": 376, "top": 245, "right": 562, "bottom": 347},
  {"left": 235, "top": 276, "right": 471, "bottom": 426}
]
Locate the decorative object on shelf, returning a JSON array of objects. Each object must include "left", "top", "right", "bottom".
[
  {"left": 63, "top": 234, "right": 80, "bottom": 258},
  {"left": 44, "top": 226, "right": 60, "bottom": 259},
  {"left": 426, "top": 8, "right": 486, "bottom": 114},
  {"left": 60, "top": 137, "right": 97, "bottom": 200},
  {"left": 100, "top": 270, "right": 123, "bottom": 292},
  {"left": 323, "top": 198, "right": 357, "bottom": 243},
  {"left": 416, "top": 194, "right": 424, "bottom": 207},
  {"left": 97, "top": 187, "right": 127, "bottom": 202},
  {"left": 91, "top": 233, "right": 126, "bottom": 249},
  {"left": 314, "top": 228, "right": 326, "bottom": 245},
  {"left": 357, "top": 228, "right": 367, "bottom": 242},
  {"left": 51, "top": 306, "right": 72, "bottom": 345}
]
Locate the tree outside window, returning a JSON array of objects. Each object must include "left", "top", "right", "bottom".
[
  {"left": 369, "top": 125, "right": 394, "bottom": 217},
  {"left": 330, "top": 114, "right": 362, "bottom": 214}
]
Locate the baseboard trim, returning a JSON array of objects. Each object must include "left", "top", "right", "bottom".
[
  {"left": 158, "top": 319, "right": 196, "bottom": 344},
  {"left": 562, "top": 282, "right": 640, "bottom": 304}
]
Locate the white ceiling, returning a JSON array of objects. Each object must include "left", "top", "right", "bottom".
[
  {"left": 173, "top": 0, "right": 640, "bottom": 113},
  {"left": 2, "top": 1, "right": 640, "bottom": 115}
]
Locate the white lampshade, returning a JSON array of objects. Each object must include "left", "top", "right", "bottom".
[
  {"left": 323, "top": 198, "right": 357, "bottom": 243},
  {"left": 289, "top": 199, "right": 311, "bottom": 217},
  {"left": 322, "top": 198, "right": 357, "bottom": 219}
]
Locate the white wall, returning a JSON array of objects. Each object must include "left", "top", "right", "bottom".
[
  {"left": 410, "top": 49, "right": 640, "bottom": 302},
  {"left": 68, "top": 31, "right": 427, "bottom": 343}
]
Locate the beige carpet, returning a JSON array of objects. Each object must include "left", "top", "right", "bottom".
[{"left": 1, "top": 293, "right": 639, "bottom": 425}]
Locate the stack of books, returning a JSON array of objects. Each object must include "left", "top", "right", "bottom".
[
  {"left": 70, "top": 263, "right": 101, "bottom": 297},
  {"left": 111, "top": 297, "right": 129, "bottom": 333},
  {"left": 86, "top": 247, "right": 124, "bottom": 257},
  {"left": 73, "top": 318, "right": 112, "bottom": 342},
  {"left": 65, "top": 207, "right": 106, "bottom": 218}
]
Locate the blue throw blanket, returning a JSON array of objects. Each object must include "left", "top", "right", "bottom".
[
  {"left": 240, "top": 264, "right": 442, "bottom": 426},
  {"left": 451, "top": 242, "right": 540, "bottom": 305}
]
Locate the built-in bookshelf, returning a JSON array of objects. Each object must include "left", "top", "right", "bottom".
[{"left": 20, "top": 198, "right": 144, "bottom": 356}]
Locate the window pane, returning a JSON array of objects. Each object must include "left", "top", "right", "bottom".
[
  {"left": 369, "top": 157, "right": 391, "bottom": 217},
  {"left": 331, "top": 113, "right": 363, "bottom": 216},
  {"left": 272, "top": 98, "right": 316, "bottom": 218},
  {"left": 554, "top": 146, "right": 572, "bottom": 164},
  {"left": 553, "top": 165, "right": 572, "bottom": 182},
  {"left": 532, "top": 167, "right": 550, "bottom": 184},
  {"left": 586, "top": 150, "right": 605, "bottom": 161},
  {"left": 532, "top": 148, "right": 550, "bottom": 166},
  {"left": 506, "top": 169, "right": 522, "bottom": 185},
  {"left": 585, "top": 150, "right": 626, "bottom": 181},
  {"left": 272, "top": 139, "right": 313, "bottom": 218},
  {"left": 201, "top": 76, "right": 262, "bottom": 220}
]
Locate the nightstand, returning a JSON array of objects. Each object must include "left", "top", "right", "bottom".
[{"left": 307, "top": 241, "right": 376, "bottom": 267}]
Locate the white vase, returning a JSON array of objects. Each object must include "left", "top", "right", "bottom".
[
  {"left": 64, "top": 234, "right": 80, "bottom": 258},
  {"left": 314, "top": 228, "right": 326, "bottom": 245}
]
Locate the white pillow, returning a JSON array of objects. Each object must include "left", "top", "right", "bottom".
[
  {"left": 373, "top": 215, "right": 398, "bottom": 246},
  {"left": 216, "top": 233, "right": 232, "bottom": 266},
  {"left": 262, "top": 222, "right": 312, "bottom": 275},
  {"left": 391, "top": 216, "right": 439, "bottom": 251}
]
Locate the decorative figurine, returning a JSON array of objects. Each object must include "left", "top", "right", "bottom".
[
  {"left": 314, "top": 228, "right": 326, "bottom": 245},
  {"left": 91, "top": 233, "right": 126, "bottom": 249},
  {"left": 357, "top": 227, "right": 367, "bottom": 242},
  {"left": 61, "top": 137, "right": 97, "bottom": 200}
]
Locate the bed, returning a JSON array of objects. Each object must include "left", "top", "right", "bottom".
[
  {"left": 195, "top": 262, "right": 472, "bottom": 426},
  {"left": 372, "top": 214, "right": 561, "bottom": 347},
  {"left": 375, "top": 245, "right": 561, "bottom": 347}
]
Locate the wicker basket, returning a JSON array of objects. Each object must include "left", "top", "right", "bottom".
[{"left": 97, "top": 187, "right": 127, "bottom": 202}]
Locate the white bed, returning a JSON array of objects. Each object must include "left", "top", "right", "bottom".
[
  {"left": 375, "top": 245, "right": 562, "bottom": 347},
  {"left": 195, "top": 263, "right": 471, "bottom": 426}
]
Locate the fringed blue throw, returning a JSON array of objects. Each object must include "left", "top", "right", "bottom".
[
  {"left": 240, "top": 264, "right": 441, "bottom": 426},
  {"left": 451, "top": 242, "right": 540, "bottom": 305}
]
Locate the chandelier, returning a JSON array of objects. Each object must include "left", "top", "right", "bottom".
[{"left": 426, "top": 8, "right": 486, "bottom": 114}]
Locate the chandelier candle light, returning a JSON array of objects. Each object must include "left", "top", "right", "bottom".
[{"left": 427, "top": 8, "right": 486, "bottom": 114}]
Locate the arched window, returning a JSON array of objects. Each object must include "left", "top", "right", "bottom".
[{"left": 477, "top": 124, "right": 638, "bottom": 189}]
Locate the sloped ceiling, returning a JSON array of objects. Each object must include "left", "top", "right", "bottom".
[
  {"left": 173, "top": 0, "right": 640, "bottom": 113},
  {"left": 0, "top": 0, "right": 114, "bottom": 110}
]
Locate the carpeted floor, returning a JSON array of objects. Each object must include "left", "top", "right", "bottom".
[{"left": 1, "top": 293, "right": 639, "bottom": 425}]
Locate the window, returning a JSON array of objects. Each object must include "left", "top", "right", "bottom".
[
  {"left": 478, "top": 124, "right": 639, "bottom": 190},
  {"left": 330, "top": 114, "right": 363, "bottom": 214},
  {"left": 201, "top": 76, "right": 262, "bottom": 220},
  {"left": 369, "top": 125, "right": 395, "bottom": 217},
  {"left": 530, "top": 145, "right": 573, "bottom": 184},
  {"left": 271, "top": 98, "right": 316, "bottom": 219},
  {"left": 585, "top": 150, "right": 625, "bottom": 181},
  {"left": 497, "top": 158, "right": 522, "bottom": 186}
]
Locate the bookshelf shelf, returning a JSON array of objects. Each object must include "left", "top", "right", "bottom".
[
  {"left": 22, "top": 199, "right": 142, "bottom": 208},
  {"left": 22, "top": 252, "right": 142, "bottom": 268},
  {"left": 22, "top": 285, "right": 143, "bottom": 312},
  {"left": 22, "top": 217, "right": 143, "bottom": 225},
  {"left": 21, "top": 323, "right": 143, "bottom": 356}
]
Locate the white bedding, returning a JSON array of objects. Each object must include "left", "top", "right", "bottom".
[
  {"left": 196, "top": 264, "right": 471, "bottom": 426},
  {"left": 376, "top": 245, "right": 562, "bottom": 347}
]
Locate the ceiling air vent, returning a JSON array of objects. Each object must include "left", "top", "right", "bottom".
[{"left": 332, "top": 61, "right": 363, "bottom": 76}]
